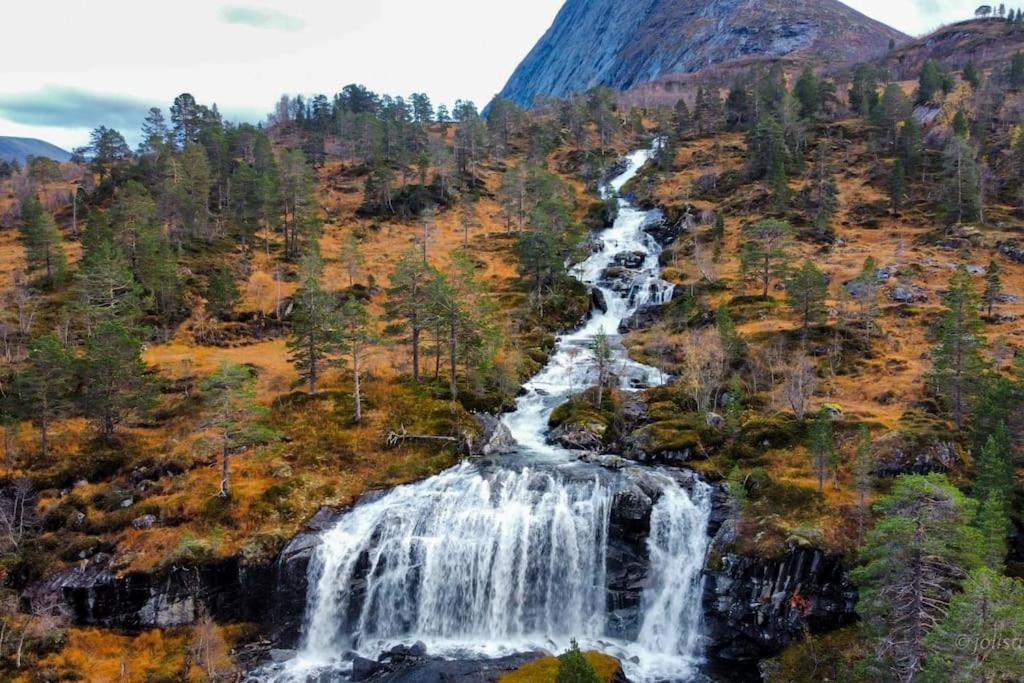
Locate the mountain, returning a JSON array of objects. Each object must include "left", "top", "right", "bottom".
[
  {"left": 0, "top": 136, "right": 72, "bottom": 164},
  {"left": 496, "top": 0, "right": 907, "bottom": 107}
]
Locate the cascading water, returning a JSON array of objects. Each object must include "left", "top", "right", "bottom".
[{"left": 273, "top": 146, "right": 711, "bottom": 683}]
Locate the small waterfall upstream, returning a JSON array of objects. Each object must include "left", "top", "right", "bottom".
[{"left": 275, "top": 147, "right": 711, "bottom": 682}]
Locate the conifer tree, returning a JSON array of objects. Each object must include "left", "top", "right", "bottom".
[
  {"left": 739, "top": 219, "right": 791, "bottom": 298},
  {"left": 287, "top": 255, "right": 339, "bottom": 394},
  {"left": 983, "top": 259, "right": 1003, "bottom": 316},
  {"left": 557, "top": 640, "right": 600, "bottom": 683},
  {"left": 942, "top": 137, "right": 981, "bottom": 224},
  {"left": 809, "top": 406, "right": 838, "bottom": 491},
  {"left": 206, "top": 267, "right": 240, "bottom": 320},
  {"left": 337, "top": 297, "right": 375, "bottom": 422},
  {"left": 793, "top": 66, "right": 823, "bottom": 119},
  {"left": 854, "top": 425, "right": 873, "bottom": 540},
  {"left": 931, "top": 265, "right": 986, "bottom": 429},
  {"left": 20, "top": 334, "right": 75, "bottom": 459},
  {"left": 79, "top": 321, "right": 154, "bottom": 439},
  {"left": 385, "top": 250, "right": 434, "bottom": 382},
  {"left": 889, "top": 158, "right": 906, "bottom": 212},
  {"left": 852, "top": 474, "right": 983, "bottom": 682},
  {"left": 923, "top": 568, "right": 1024, "bottom": 680},
  {"left": 19, "top": 197, "right": 68, "bottom": 285},
  {"left": 201, "top": 362, "right": 266, "bottom": 498},
  {"left": 786, "top": 259, "right": 829, "bottom": 335}
]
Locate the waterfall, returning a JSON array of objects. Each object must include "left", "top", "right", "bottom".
[{"left": 274, "top": 145, "right": 711, "bottom": 683}]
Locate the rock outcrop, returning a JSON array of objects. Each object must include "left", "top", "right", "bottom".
[
  {"left": 496, "top": 0, "right": 906, "bottom": 108},
  {"left": 703, "top": 529, "right": 858, "bottom": 662}
]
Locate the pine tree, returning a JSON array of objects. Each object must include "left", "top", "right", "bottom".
[
  {"left": 20, "top": 334, "right": 75, "bottom": 459},
  {"left": 79, "top": 321, "right": 154, "bottom": 439},
  {"left": 943, "top": 136, "right": 981, "bottom": 224},
  {"left": 852, "top": 474, "right": 984, "bottom": 682},
  {"left": 786, "top": 259, "right": 829, "bottom": 335},
  {"left": 336, "top": 297, "right": 375, "bottom": 422},
  {"left": 339, "top": 231, "right": 365, "bottom": 287},
  {"left": 793, "top": 66, "right": 823, "bottom": 119},
  {"left": 206, "top": 267, "right": 240, "bottom": 320},
  {"left": 962, "top": 61, "right": 980, "bottom": 89},
  {"left": 557, "top": 640, "right": 600, "bottom": 683},
  {"left": 287, "top": 255, "right": 339, "bottom": 394},
  {"left": 896, "top": 117, "right": 924, "bottom": 179},
  {"left": 916, "top": 60, "right": 947, "bottom": 104},
  {"left": 19, "top": 197, "right": 68, "bottom": 285},
  {"left": 76, "top": 236, "right": 145, "bottom": 329},
  {"left": 200, "top": 362, "right": 266, "bottom": 498},
  {"left": 809, "top": 407, "right": 838, "bottom": 491},
  {"left": 923, "top": 569, "right": 1024, "bottom": 680},
  {"left": 804, "top": 142, "right": 838, "bottom": 240},
  {"left": 591, "top": 328, "right": 613, "bottom": 407},
  {"left": 977, "top": 493, "right": 1010, "bottom": 570},
  {"left": 973, "top": 422, "right": 1013, "bottom": 504},
  {"left": 385, "top": 250, "right": 435, "bottom": 382},
  {"left": 889, "top": 158, "right": 907, "bottom": 212},
  {"left": 739, "top": 219, "right": 791, "bottom": 298},
  {"left": 931, "top": 265, "right": 986, "bottom": 429},
  {"left": 716, "top": 300, "right": 745, "bottom": 364},
  {"left": 674, "top": 97, "right": 692, "bottom": 138},
  {"left": 1010, "top": 51, "right": 1024, "bottom": 88},
  {"left": 852, "top": 256, "right": 881, "bottom": 348},
  {"left": 983, "top": 259, "right": 1003, "bottom": 316},
  {"left": 854, "top": 425, "right": 873, "bottom": 541}
]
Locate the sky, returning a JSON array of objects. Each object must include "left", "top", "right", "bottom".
[{"left": 1, "top": 0, "right": 970, "bottom": 151}]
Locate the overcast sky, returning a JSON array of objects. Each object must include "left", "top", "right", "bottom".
[{"left": 1, "top": 0, "right": 969, "bottom": 150}]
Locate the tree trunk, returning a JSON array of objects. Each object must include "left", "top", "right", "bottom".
[
  {"left": 411, "top": 324, "right": 421, "bottom": 383},
  {"left": 219, "top": 436, "right": 230, "bottom": 498},
  {"left": 353, "top": 347, "right": 363, "bottom": 423},
  {"left": 449, "top": 315, "right": 458, "bottom": 403}
]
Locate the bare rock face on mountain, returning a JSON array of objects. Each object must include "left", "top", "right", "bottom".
[{"left": 497, "top": 0, "right": 906, "bottom": 107}]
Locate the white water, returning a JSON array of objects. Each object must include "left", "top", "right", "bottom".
[{"left": 273, "top": 147, "right": 711, "bottom": 683}]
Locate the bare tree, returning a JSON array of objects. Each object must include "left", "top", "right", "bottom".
[
  {"left": 680, "top": 328, "right": 726, "bottom": 413},
  {"left": 783, "top": 356, "right": 819, "bottom": 420}
]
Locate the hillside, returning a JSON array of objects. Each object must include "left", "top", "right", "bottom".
[
  {"left": 2, "top": 15, "right": 1024, "bottom": 683},
  {"left": 0, "top": 136, "right": 71, "bottom": 164},
  {"left": 496, "top": 0, "right": 906, "bottom": 107}
]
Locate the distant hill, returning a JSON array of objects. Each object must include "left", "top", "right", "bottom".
[
  {"left": 0, "top": 136, "right": 72, "bottom": 164},
  {"left": 496, "top": 0, "right": 907, "bottom": 107}
]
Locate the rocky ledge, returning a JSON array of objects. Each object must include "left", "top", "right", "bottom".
[{"left": 702, "top": 519, "right": 858, "bottom": 663}]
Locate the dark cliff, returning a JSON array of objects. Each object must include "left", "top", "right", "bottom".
[{"left": 496, "top": 0, "right": 907, "bottom": 107}]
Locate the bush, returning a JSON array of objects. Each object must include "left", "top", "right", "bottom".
[{"left": 557, "top": 640, "right": 601, "bottom": 683}]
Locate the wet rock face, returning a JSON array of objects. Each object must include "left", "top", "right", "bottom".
[
  {"left": 702, "top": 539, "right": 858, "bottom": 662},
  {"left": 23, "top": 555, "right": 275, "bottom": 630}
]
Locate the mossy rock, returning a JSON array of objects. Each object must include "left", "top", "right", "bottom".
[
  {"left": 549, "top": 401, "right": 610, "bottom": 429},
  {"left": 500, "top": 651, "right": 622, "bottom": 683},
  {"left": 739, "top": 413, "right": 805, "bottom": 450},
  {"left": 629, "top": 414, "right": 722, "bottom": 459},
  {"left": 648, "top": 401, "right": 681, "bottom": 421}
]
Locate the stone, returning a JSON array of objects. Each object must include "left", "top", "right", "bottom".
[
  {"left": 132, "top": 514, "right": 157, "bottom": 530},
  {"left": 120, "top": 497, "right": 134, "bottom": 508},
  {"left": 590, "top": 287, "right": 608, "bottom": 314},
  {"left": 706, "top": 413, "right": 725, "bottom": 430},
  {"left": 471, "top": 414, "right": 516, "bottom": 456},
  {"left": 612, "top": 251, "right": 646, "bottom": 269},
  {"left": 352, "top": 656, "right": 390, "bottom": 681},
  {"left": 269, "top": 649, "right": 296, "bottom": 664}
]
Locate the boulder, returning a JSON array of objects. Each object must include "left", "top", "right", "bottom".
[
  {"left": 618, "top": 304, "right": 663, "bottom": 332},
  {"left": 548, "top": 422, "right": 605, "bottom": 452},
  {"left": 612, "top": 251, "right": 646, "bottom": 269},
  {"left": 132, "top": 514, "right": 157, "bottom": 530},
  {"left": 471, "top": 414, "right": 516, "bottom": 456},
  {"left": 590, "top": 287, "right": 608, "bottom": 314}
]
